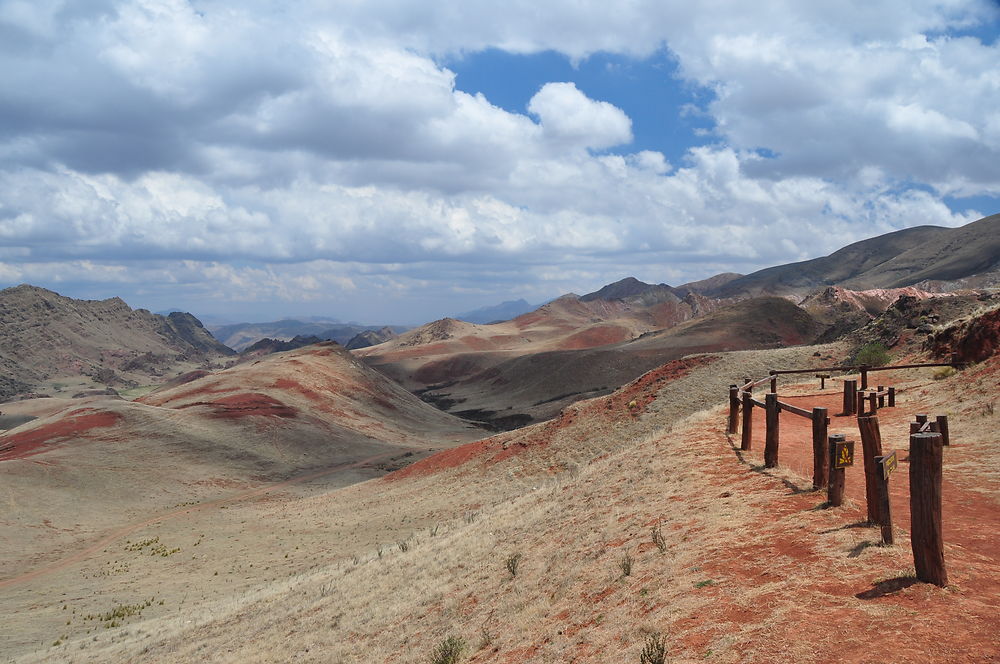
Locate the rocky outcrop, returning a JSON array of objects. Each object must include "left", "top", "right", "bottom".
[{"left": 926, "top": 300, "right": 1000, "bottom": 363}]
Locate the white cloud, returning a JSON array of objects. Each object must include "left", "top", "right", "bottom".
[
  {"left": 528, "top": 82, "right": 632, "bottom": 151},
  {"left": 0, "top": 0, "right": 997, "bottom": 321}
]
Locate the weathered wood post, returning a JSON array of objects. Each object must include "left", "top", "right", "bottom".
[
  {"left": 828, "top": 433, "right": 848, "bottom": 506},
  {"left": 857, "top": 415, "right": 884, "bottom": 524},
  {"left": 843, "top": 379, "right": 857, "bottom": 415},
  {"left": 916, "top": 413, "right": 928, "bottom": 425},
  {"left": 875, "top": 450, "right": 897, "bottom": 545},
  {"left": 764, "top": 392, "right": 779, "bottom": 468},
  {"left": 869, "top": 391, "right": 878, "bottom": 414},
  {"left": 877, "top": 386, "right": 885, "bottom": 409},
  {"left": 740, "top": 392, "right": 753, "bottom": 451},
  {"left": 811, "top": 407, "right": 829, "bottom": 489},
  {"left": 857, "top": 390, "right": 869, "bottom": 417},
  {"left": 888, "top": 386, "right": 896, "bottom": 408},
  {"left": 936, "top": 415, "right": 950, "bottom": 447},
  {"left": 769, "top": 371, "right": 777, "bottom": 394},
  {"left": 728, "top": 385, "right": 740, "bottom": 434},
  {"left": 817, "top": 374, "right": 829, "bottom": 390},
  {"left": 860, "top": 365, "right": 869, "bottom": 390},
  {"left": 743, "top": 377, "right": 752, "bottom": 392},
  {"left": 910, "top": 431, "right": 947, "bottom": 586},
  {"left": 909, "top": 421, "right": 921, "bottom": 434},
  {"left": 950, "top": 351, "right": 961, "bottom": 367}
]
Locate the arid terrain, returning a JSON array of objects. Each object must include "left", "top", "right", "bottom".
[{"left": 1, "top": 215, "right": 999, "bottom": 663}]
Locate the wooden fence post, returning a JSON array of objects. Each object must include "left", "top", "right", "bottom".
[
  {"left": 936, "top": 415, "right": 950, "bottom": 447},
  {"left": 910, "top": 431, "right": 947, "bottom": 586},
  {"left": 812, "top": 407, "right": 829, "bottom": 489},
  {"left": 888, "top": 386, "right": 895, "bottom": 408},
  {"left": 877, "top": 386, "right": 885, "bottom": 409},
  {"left": 916, "top": 413, "right": 928, "bottom": 425},
  {"left": 857, "top": 390, "right": 868, "bottom": 417},
  {"left": 857, "top": 415, "right": 884, "bottom": 524},
  {"left": 740, "top": 392, "right": 753, "bottom": 451},
  {"left": 860, "top": 365, "right": 869, "bottom": 390},
  {"left": 843, "top": 379, "right": 857, "bottom": 415},
  {"left": 828, "top": 433, "right": 847, "bottom": 506},
  {"left": 764, "top": 392, "right": 779, "bottom": 468},
  {"left": 728, "top": 385, "right": 739, "bottom": 434},
  {"left": 769, "top": 371, "right": 777, "bottom": 394}
]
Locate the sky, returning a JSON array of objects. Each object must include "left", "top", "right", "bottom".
[{"left": 1, "top": 0, "right": 998, "bottom": 325}]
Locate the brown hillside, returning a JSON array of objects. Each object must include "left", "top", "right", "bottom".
[
  {"left": 0, "top": 343, "right": 480, "bottom": 600},
  {"left": 711, "top": 213, "right": 1000, "bottom": 298},
  {"left": 0, "top": 285, "right": 234, "bottom": 400},
  {"left": 10, "top": 331, "right": 996, "bottom": 663}
]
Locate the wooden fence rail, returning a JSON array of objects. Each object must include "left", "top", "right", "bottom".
[{"left": 726, "top": 362, "right": 957, "bottom": 588}]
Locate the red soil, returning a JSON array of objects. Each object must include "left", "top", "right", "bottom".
[
  {"left": 0, "top": 409, "right": 123, "bottom": 461},
  {"left": 162, "top": 392, "right": 299, "bottom": 419},
  {"left": 558, "top": 324, "right": 631, "bottom": 350},
  {"left": 138, "top": 380, "right": 229, "bottom": 406},
  {"left": 204, "top": 393, "right": 298, "bottom": 419},
  {"left": 725, "top": 374, "right": 1000, "bottom": 661}
]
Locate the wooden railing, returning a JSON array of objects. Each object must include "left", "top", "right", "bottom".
[{"left": 726, "top": 359, "right": 957, "bottom": 586}]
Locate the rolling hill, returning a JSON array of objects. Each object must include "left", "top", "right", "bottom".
[
  {"left": 0, "top": 285, "right": 234, "bottom": 401},
  {"left": 708, "top": 213, "right": 1000, "bottom": 298},
  {"left": 0, "top": 342, "right": 481, "bottom": 600}
]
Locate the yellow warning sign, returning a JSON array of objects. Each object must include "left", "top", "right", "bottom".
[{"left": 834, "top": 441, "right": 855, "bottom": 469}]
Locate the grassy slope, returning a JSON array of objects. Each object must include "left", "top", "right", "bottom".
[{"left": 9, "top": 340, "right": 1000, "bottom": 663}]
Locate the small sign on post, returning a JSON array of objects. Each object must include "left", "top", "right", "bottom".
[
  {"left": 874, "top": 450, "right": 897, "bottom": 545},
  {"left": 878, "top": 450, "right": 897, "bottom": 480},
  {"left": 833, "top": 440, "right": 855, "bottom": 468},
  {"left": 828, "top": 434, "right": 848, "bottom": 507}
]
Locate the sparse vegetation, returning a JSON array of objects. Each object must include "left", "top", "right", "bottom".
[
  {"left": 431, "top": 635, "right": 466, "bottom": 664},
  {"left": 84, "top": 599, "right": 156, "bottom": 629},
  {"left": 620, "top": 552, "right": 633, "bottom": 577},
  {"left": 853, "top": 342, "right": 891, "bottom": 367},
  {"left": 933, "top": 366, "right": 957, "bottom": 380},
  {"left": 505, "top": 552, "right": 523, "bottom": 578},
  {"left": 640, "top": 632, "right": 668, "bottom": 664},
  {"left": 651, "top": 524, "right": 667, "bottom": 553}
]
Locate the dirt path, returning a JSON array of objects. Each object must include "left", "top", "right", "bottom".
[
  {"left": 724, "top": 384, "right": 1000, "bottom": 662},
  {"left": 0, "top": 452, "right": 396, "bottom": 590}
]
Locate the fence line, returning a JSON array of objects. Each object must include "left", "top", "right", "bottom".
[{"left": 725, "top": 360, "right": 956, "bottom": 587}]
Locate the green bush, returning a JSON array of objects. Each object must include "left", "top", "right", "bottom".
[
  {"left": 854, "top": 342, "right": 891, "bottom": 367},
  {"left": 431, "top": 635, "right": 466, "bottom": 664}
]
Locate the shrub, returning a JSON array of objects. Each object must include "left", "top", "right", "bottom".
[
  {"left": 505, "top": 552, "right": 522, "bottom": 578},
  {"left": 854, "top": 342, "right": 891, "bottom": 367},
  {"left": 640, "top": 632, "right": 668, "bottom": 664},
  {"left": 650, "top": 525, "right": 666, "bottom": 553},
  {"left": 933, "top": 366, "right": 957, "bottom": 380},
  {"left": 431, "top": 635, "right": 466, "bottom": 664},
  {"left": 620, "top": 552, "right": 633, "bottom": 577}
]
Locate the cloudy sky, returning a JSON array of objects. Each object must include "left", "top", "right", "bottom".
[{"left": 1, "top": 0, "right": 998, "bottom": 324}]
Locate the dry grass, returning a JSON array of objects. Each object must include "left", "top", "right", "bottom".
[{"left": 7, "top": 341, "right": 999, "bottom": 663}]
